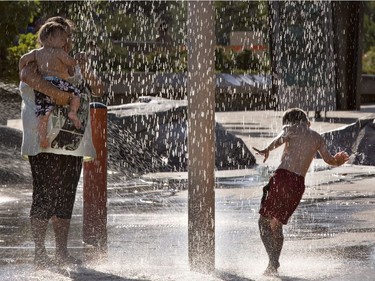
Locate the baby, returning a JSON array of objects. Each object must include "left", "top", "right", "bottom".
[{"left": 19, "top": 21, "right": 83, "bottom": 148}]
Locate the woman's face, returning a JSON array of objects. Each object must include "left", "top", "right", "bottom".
[{"left": 63, "top": 28, "right": 73, "bottom": 53}]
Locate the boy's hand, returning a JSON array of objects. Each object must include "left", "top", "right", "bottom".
[
  {"left": 253, "top": 147, "right": 269, "bottom": 163},
  {"left": 334, "top": 151, "right": 349, "bottom": 166}
]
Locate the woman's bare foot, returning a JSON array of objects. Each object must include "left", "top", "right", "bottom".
[{"left": 68, "top": 111, "right": 81, "bottom": 129}]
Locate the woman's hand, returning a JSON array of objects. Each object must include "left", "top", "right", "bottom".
[
  {"left": 74, "top": 52, "right": 87, "bottom": 69},
  {"left": 20, "top": 63, "right": 70, "bottom": 106}
]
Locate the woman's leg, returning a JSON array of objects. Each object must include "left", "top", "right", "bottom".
[
  {"left": 52, "top": 217, "right": 70, "bottom": 258},
  {"left": 30, "top": 217, "right": 50, "bottom": 268},
  {"left": 52, "top": 155, "right": 82, "bottom": 265},
  {"left": 29, "top": 154, "right": 55, "bottom": 269}
]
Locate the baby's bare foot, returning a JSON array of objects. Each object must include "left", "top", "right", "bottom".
[
  {"left": 68, "top": 111, "right": 82, "bottom": 129},
  {"left": 40, "top": 137, "right": 49, "bottom": 148}
]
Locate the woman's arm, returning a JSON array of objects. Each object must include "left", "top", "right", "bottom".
[
  {"left": 75, "top": 52, "right": 105, "bottom": 97},
  {"left": 19, "top": 50, "right": 36, "bottom": 72},
  {"left": 19, "top": 62, "right": 70, "bottom": 106},
  {"left": 82, "top": 67, "right": 105, "bottom": 97}
]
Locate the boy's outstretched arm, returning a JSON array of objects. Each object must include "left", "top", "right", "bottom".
[
  {"left": 319, "top": 143, "right": 349, "bottom": 166},
  {"left": 253, "top": 130, "right": 286, "bottom": 163},
  {"left": 252, "top": 147, "right": 270, "bottom": 163}
]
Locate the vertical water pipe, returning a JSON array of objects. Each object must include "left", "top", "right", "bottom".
[
  {"left": 83, "top": 102, "right": 108, "bottom": 260},
  {"left": 187, "top": 1, "right": 216, "bottom": 273}
]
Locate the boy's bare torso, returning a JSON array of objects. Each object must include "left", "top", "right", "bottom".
[{"left": 278, "top": 125, "right": 332, "bottom": 177}]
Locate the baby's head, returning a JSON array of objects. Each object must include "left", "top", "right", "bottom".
[
  {"left": 282, "top": 108, "right": 310, "bottom": 126},
  {"left": 38, "top": 21, "right": 70, "bottom": 48}
]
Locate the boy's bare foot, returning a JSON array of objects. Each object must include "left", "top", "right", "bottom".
[
  {"left": 68, "top": 111, "right": 82, "bottom": 129},
  {"left": 263, "top": 265, "right": 279, "bottom": 277},
  {"left": 263, "top": 262, "right": 280, "bottom": 277},
  {"left": 40, "top": 137, "right": 49, "bottom": 148}
]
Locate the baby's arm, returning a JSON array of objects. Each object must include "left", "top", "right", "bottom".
[
  {"left": 318, "top": 139, "right": 349, "bottom": 166},
  {"left": 19, "top": 50, "right": 37, "bottom": 72},
  {"left": 253, "top": 129, "right": 286, "bottom": 163},
  {"left": 57, "top": 49, "right": 79, "bottom": 67}
]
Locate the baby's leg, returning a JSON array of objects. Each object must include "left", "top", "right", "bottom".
[
  {"left": 38, "top": 114, "right": 50, "bottom": 148},
  {"left": 68, "top": 96, "right": 82, "bottom": 129}
]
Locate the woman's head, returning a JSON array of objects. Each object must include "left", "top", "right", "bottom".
[{"left": 282, "top": 108, "right": 310, "bottom": 126}]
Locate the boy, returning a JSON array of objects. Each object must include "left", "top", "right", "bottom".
[{"left": 253, "top": 108, "right": 349, "bottom": 276}]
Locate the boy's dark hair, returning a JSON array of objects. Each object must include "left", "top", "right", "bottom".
[
  {"left": 282, "top": 108, "right": 309, "bottom": 125},
  {"left": 38, "top": 21, "right": 68, "bottom": 45}
]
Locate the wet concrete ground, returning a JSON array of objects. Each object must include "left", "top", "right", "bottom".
[
  {"left": 1, "top": 107, "right": 375, "bottom": 280},
  {"left": 1, "top": 168, "right": 375, "bottom": 281}
]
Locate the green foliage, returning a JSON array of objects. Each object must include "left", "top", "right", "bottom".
[
  {"left": 215, "top": 47, "right": 268, "bottom": 74},
  {"left": 235, "top": 49, "right": 261, "bottom": 72},
  {"left": 0, "top": 1, "right": 40, "bottom": 81},
  {"left": 363, "top": 46, "right": 375, "bottom": 74},
  {"left": 8, "top": 33, "right": 37, "bottom": 60},
  {"left": 141, "top": 50, "right": 187, "bottom": 73},
  {"left": 215, "top": 47, "right": 236, "bottom": 72},
  {"left": 363, "top": 2, "right": 375, "bottom": 54},
  {"left": 4, "top": 33, "right": 37, "bottom": 81},
  {"left": 215, "top": 1, "right": 268, "bottom": 45}
]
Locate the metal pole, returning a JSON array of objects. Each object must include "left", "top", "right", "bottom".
[
  {"left": 83, "top": 102, "right": 108, "bottom": 260},
  {"left": 187, "top": 1, "right": 216, "bottom": 273}
]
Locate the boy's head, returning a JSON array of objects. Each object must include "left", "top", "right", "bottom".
[
  {"left": 282, "top": 108, "right": 310, "bottom": 126},
  {"left": 38, "top": 21, "right": 69, "bottom": 48}
]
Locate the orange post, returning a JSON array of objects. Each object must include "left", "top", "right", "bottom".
[{"left": 83, "top": 102, "right": 108, "bottom": 258}]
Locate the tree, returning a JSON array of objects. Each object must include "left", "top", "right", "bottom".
[
  {"left": 363, "top": 1, "right": 375, "bottom": 54},
  {"left": 215, "top": 1, "right": 268, "bottom": 45},
  {"left": 0, "top": 1, "right": 40, "bottom": 80}
]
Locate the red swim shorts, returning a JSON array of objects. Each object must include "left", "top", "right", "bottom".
[{"left": 259, "top": 169, "right": 305, "bottom": 225}]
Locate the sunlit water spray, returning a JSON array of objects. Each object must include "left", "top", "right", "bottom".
[{"left": 1, "top": 1, "right": 375, "bottom": 280}]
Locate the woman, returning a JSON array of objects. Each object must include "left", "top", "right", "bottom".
[{"left": 19, "top": 16, "right": 104, "bottom": 269}]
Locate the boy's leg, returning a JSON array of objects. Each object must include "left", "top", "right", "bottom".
[
  {"left": 67, "top": 96, "right": 82, "bottom": 129},
  {"left": 259, "top": 215, "right": 283, "bottom": 275},
  {"left": 270, "top": 217, "right": 283, "bottom": 270}
]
